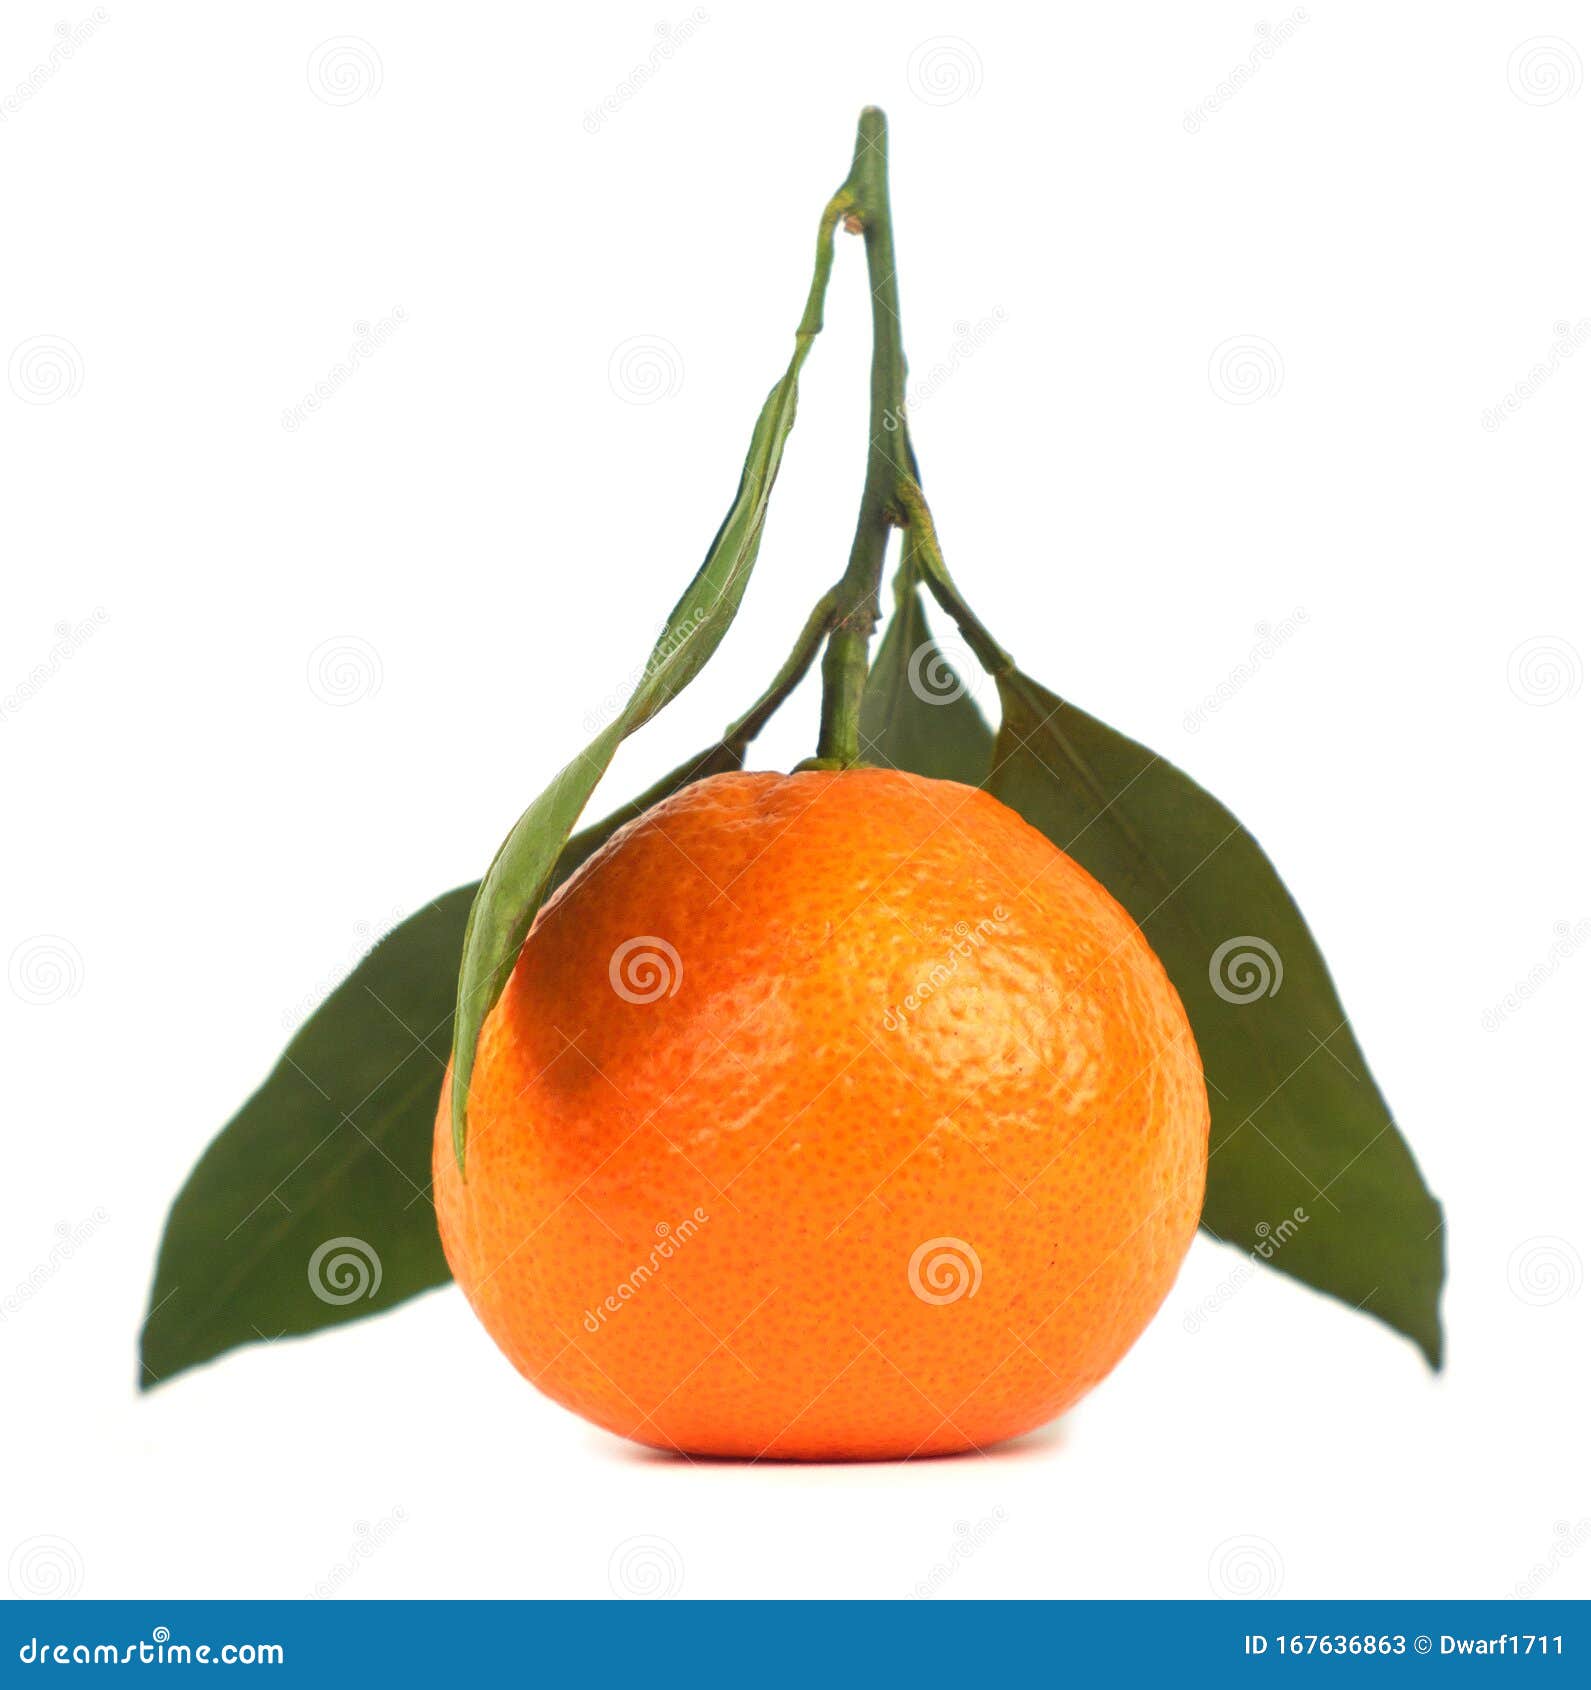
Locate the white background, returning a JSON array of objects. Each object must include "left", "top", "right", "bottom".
[{"left": 3, "top": 1, "right": 1588, "bottom": 1602}]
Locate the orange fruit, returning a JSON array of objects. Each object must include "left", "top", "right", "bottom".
[{"left": 433, "top": 768, "right": 1208, "bottom": 1460}]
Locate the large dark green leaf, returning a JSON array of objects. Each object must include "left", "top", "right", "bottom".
[
  {"left": 139, "top": 889, "right": 470, "bottom": 1390},
  {"left": 890, "top": 481, "right": 1444, "bottom": 1363},
  {"left": 988, "top": 671, "right": 1445, "bottom": 1366},
  {"left": 859, "top": 581, "right": 993, "bottom": 782},
  {"left": 140, "top": 744, "right": 743, "bottom": 1389},
  {"left": 448, "top": 191, "right": 857, "bottom": 1172}
]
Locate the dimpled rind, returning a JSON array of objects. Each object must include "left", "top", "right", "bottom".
[{"left": 434, "top": 768, "right": 1209, "bottom": 1459}]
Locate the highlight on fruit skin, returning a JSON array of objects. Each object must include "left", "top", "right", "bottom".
[{"left": 434, "top": 767, "right": 1210, "bottom": 1461}]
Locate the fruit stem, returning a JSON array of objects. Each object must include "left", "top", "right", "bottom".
[
  {"left": 895, "top": 479, "right": 1014, "bottom": 682},
  {"left": 814, "top": 107, "right": 916, "bottom": 767},
  {"left": 724, "top": 588, "right": 838, "bottom": 751}
]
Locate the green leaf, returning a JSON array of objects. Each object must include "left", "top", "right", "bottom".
[
  {"left": 987, "top": 672, "right": 1445, "bottom": 1366},
  {"left": 140, "top": 745, "right": 742, "bottom": 1389},
  {"left": 859, "top": 581, "right": 993, "bottom": 782},
  {"left": 139, "top": 888, "right": 470, "bottom": 1391},
  {"left": 890, "top": 481, "right": 1442, "bottom": 1362},
  {"left": 448, "top": 194, "right": 854, "bottom": 1172}
]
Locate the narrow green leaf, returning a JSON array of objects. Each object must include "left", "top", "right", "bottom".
[
  {"left": 859, "top": 582, "right": 993, "bottom": 782},
  {"left": 988, "top": 672, "right": 1445, "bottom": 1366},
  {"left": 141, "top": 746, "right": 742, "bottom": 1388},
  {"left": 449, "top": 192, "right": 854, "bottom": 1171}
]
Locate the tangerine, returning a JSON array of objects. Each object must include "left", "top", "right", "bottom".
[{"left": 433, "top": 768, "right": 1208, "bottom": 1459}]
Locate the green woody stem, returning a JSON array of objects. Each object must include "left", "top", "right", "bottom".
[{"left": 813, "top": 107, "right": 916, "bottom": 767}]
